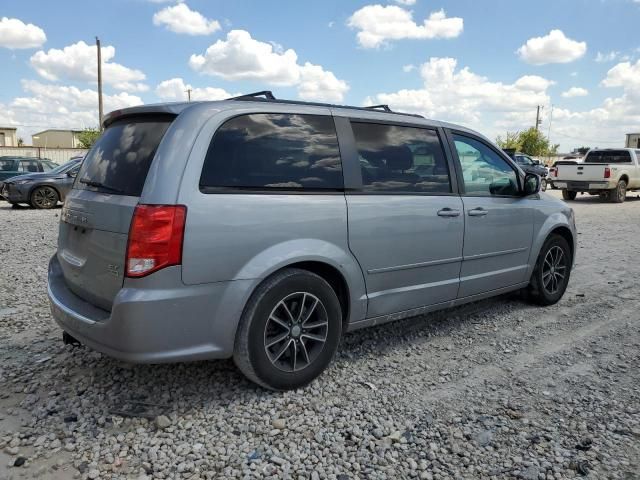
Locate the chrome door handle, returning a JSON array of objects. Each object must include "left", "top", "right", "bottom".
[
  {"left": 437, "top": 208, "right": 461, "bottom": 217},
  {"left": 468, "top": 208, "right": 488, "bottom": 217}
]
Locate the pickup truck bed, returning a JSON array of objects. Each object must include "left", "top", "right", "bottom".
[{"left": 552, "top": 149, "right": 640, "bottom": 203}]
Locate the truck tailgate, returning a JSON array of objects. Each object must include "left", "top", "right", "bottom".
[{"left": 555, "top": 164, "right": 608, "bottom": 182}]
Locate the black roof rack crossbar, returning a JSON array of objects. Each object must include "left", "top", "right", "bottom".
[
  {"left": 364, "top": 104, "right": 392, "bottom": 113},
  {"left": 229, "top": 91, "right": 275, "bottom": 101}
]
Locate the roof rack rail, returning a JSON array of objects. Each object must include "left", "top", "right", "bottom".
[
  {"left": 229, "top": 91, "right": 276, "bottom": 101},
  {"left": 364, "top": 104, "right": 392, "bottom": 113},
  {"left": 224, "top": 92, "right": 424, "bottom": 119}
]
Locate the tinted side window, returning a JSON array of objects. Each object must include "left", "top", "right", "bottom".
[
  {"left": 200, "top": 114, "right": 342, "bottom": 191},
  {"left": 0, "top": 160, "right": 16, "bottom": 171},
  {"left": 351, "top": 122, "right": 451, "bottom": 193},
  {"left": 453, "top": 134, "right": 519, "bottom": 196}
]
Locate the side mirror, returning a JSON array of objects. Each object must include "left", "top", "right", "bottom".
[
  {"left": 523, "top": 173, "right": 541, "bottom": 196},
  {"left": 67, "top": 170, "right": 77, "bottom": 178}
]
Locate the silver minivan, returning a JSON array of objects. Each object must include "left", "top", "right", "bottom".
[{"left": 48, "top": 92, "right": 576, "bottom": 390}]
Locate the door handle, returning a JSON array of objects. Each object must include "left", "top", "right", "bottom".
[
  {"left": 468, "top": 207, "right": 488, "bottom": 217},
  {"left": 437, "top": 208, "right": 461, "bottom": 217}
]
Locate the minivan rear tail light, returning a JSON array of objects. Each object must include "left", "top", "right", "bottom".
[
  {"left": 126, "top": 205, "right": 187, "bottom": 278},
  {"left": 604, "top": 167, "right": 611, "bottom": 178},
  {"left": 551, "top": 167, "right": 558, "bottom": 177}
]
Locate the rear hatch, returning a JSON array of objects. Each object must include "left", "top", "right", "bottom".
[{"left": 57, "top": 114, "right": 175, "bottom": 311}]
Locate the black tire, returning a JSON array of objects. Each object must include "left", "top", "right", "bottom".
[
  {"left": 30, "top": 186, "right": 59, "bottom": 209},
  {"left": 233, "top": 268, "right": 342, "bottom": 390},
  {"left": 527, "top": 234, "right": 572, "bottom": 306},
  {"left": 611, "top": 180, "right": 627, "bottom": 203},
  {"left": 562, "top": 190, "right": 577, "bottom": 201}
]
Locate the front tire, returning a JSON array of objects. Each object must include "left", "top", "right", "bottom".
[
  {"left": 30, "top": 186, "right": 59, "bottom": 209},
  {"left": 233, "top": 268, "right": 342, "bottom": 390},
  {"left": 527, "top": 234, "right": 572, "bottom": 306},
  {"left": 562, "top": 190, "right": 577, "bottom": 201}
]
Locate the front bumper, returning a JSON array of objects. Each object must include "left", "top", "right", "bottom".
[
  {"left": 1, "top": 183, "right": 30, "bottom": 203},
  {"left": 47, "top": 254, "right": 256, "bottom": 363}
]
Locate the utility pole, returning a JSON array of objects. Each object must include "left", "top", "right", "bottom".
[
  {"left": 96, "top": 37, "right": 104, "bottom": 130},
  {"left": 185, "top": 88, "right": 192, "bottom": 102},
  {"left": 547, "top": 104, "right": 554, "bottom": 143},
  {"left": 535, "top": 105, "right": 543, "bottom": 132}
]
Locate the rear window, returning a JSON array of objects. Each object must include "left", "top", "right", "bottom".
[
  {"left": 200, "top": 113, "right": 343, "bottom": 191},
  {"left": 584, "top": 150, "right": 631, "bottom": 163},
  {"left": 76, "top": 115, "right": 174, "bottom": 196}
]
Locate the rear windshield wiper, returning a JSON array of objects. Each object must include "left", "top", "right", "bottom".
[{"left": 79, "top": 178, "right": 125, "bottom": 194}]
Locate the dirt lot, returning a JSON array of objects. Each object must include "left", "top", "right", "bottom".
[{"left": 0, "top": 191, "right": 639, "bottom": 480}]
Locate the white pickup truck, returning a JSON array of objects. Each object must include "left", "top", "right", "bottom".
[{"left": 552, "top": 148, "right": 640, "bottom": 203}]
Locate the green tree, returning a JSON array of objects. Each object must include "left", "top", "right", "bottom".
[
  {"left": 495, "top": 131, "right": 521, "bottom": 150},
  {"left": 78, "top": 128, "right": 101, "bottom": 149},
  {"left": 518, "top": 127, "right": 550, "bottom": 156}
]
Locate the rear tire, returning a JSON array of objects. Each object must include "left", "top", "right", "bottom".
[
  {"left": 562, "top": 190, "right": 577, "bottom": 201},
  {"left": 527, "top": 234, "right": 572, "bottom": 306},
  {"left": 233, "top": 268, "right": 342, "bottom": 390},
  {"left": 30, "top": 186, "right": 59, "bottom": 209},
  {"left": 611, "top": 180, "right": 627, "bottom": 203}
]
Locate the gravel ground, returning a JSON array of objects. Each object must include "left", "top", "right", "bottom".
[{"left": 0, "top": 191, "right": 639, "bottom": 480}]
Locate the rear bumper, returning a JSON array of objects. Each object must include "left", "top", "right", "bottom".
[
  {"left": 47, "top": 255, "right": 256, "bottom": 363},
  {"left": 553, "top": 180, "right": 613, "bottom": 191}
]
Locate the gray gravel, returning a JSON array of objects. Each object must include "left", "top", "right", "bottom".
[{"left": 1, "top": 192, "right": 639, "bottom": 480}]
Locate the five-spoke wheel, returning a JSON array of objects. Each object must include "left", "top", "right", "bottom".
[
  {"left": 234, "top": 268, "right": 342, "bottom": 390},
  {"left": 527, "top": 234, "right": 572, "bottom": 305}
]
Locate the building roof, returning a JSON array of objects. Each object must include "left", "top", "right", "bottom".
[
  {"left": 0, "top": 126, "right": 17, "bottom": 130},
  {"left": 32, "top": 129, "right": 83, "bottom": 136}
]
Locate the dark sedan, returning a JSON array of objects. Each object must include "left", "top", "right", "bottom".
[{"left": 1, "top": 157, "right": 82, "bottom": 209}]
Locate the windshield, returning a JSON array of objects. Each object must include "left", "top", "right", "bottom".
[
  {"left": 50, "top": 159, "right": 80, "bottom": 174},
  {"left": 584, "top": 150, "right": 631, "bottom": 163}
]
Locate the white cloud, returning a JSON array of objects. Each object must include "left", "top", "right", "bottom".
[
  {"left": 403, "top": 64, "right": 416, "bottom": 73},
  {"left": 347, "top": 5, "right": 463, "bottom": 49},
  {"left": 155, "top": 77, "right": 235, "bottom": 101},
  {"left": 297, "top": 63, "right": 349, "bottom": 102},
  {"left": 153, "top": 3, "right": 220, "bottom": 36},
  {"left": 365, "top": 57, "right": 551, "bottom": 127},
  {"left": 601, "top": 59, "right": 640, "bottom": 90},
  {"left": 517, "top": 29, "right": 587, "bottom": 65},
  {"left": 30, "top": 41, "right": 148, "bottom": 92},
  {"left": 0, "top": 79, "right": 143, "bottom": 140},
  {"left": 0, "top": 17, "right": 46, "bottom": 49},
  {"left": 189, "top": 30, "right": 349, "bottom": 101},
  {"left": 561, "top": 87, "right": 589, "bottom": 98},
  {"left": 595, "top": 51, "right": 619, "bottom": 63},
  {"left": 393, "top": 0, "right": 416, "bottom": 5},
  {"left": 514, "top": 75, "right": 555, "bottom": 91}
]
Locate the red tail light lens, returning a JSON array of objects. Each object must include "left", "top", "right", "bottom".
[
  {"left": 552, "top": 167, "right": 558, "bottom": 177},
  {"left": 604, "top": 167, "right": 611, "bottom": 178},
  {"left": 126, "top": 205, "right": 187, "bottom": 278}
]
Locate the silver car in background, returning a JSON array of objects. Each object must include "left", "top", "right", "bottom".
[{"left": 47, "top": 92, "right": 576, "bottom": 390}]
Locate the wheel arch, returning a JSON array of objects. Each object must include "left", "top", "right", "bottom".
[{"left": 527, "top": 214, "right": 576, "bottom": 278}]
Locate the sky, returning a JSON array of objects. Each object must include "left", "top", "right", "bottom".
[{"left": 1, "top": 0, "right": 639, "bottom": 152}]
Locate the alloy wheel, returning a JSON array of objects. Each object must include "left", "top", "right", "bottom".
[
  {"left": 263, "top": 292, "right": 329, "bottom": 373},
  {"left": 542, "top": 245, "right": 566, "bottom": 295},
  {"left": 33, "top": 187, "right": 57, "bottom": 208}
]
